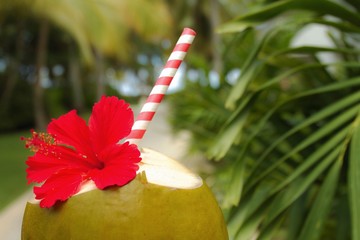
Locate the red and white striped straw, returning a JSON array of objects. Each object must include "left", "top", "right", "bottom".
[{"left": 127, "top": 28, "right": 196, "bottom": 145}]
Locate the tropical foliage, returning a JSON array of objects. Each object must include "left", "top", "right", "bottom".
[{"left": 169, "top": 0, "right": 360, "bottom": 239}]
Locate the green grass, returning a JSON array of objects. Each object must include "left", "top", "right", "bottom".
[{"left": 0, "top": 131, "right": 30, "bottom": 210}]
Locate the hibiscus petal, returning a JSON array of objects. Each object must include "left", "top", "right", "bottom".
[
  {"left": 34, "top": 168, "right": 85, "bottom": 208},
  {"left": 89, "top": 96, "right": 134, "bottom": 154},
  {"left": 88, "top": 142, "right": 141, "bottom": 189},
  {"left": 26, "top": 155, "right": 64, "bottom": 184},
  {"left": 88, "top": 167, "right": 138, "bottom": 190},
  {"left": 26, "top": 146, "right": 92, "bottom": 184},
  {"left": 47, "top": 110, "right": 97, "bottom": 164}
]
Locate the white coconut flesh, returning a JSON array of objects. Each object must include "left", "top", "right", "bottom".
[
  {"left": 28, "top": 148, "right": 203, "bottom": 204},
  {"left": 138, "top": 148, "right": 203, "bottom": 189}
]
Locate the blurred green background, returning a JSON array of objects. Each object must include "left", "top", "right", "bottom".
[{"left": 1, "top": 0, "right": 360, "bottom": 239}]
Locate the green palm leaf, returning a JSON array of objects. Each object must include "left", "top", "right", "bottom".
[
  {"left": 217, "top": 0, "right": 360, "bottom": 34},
  {"left": 349, "top": 112, "right": 360, "bottom": 240}
]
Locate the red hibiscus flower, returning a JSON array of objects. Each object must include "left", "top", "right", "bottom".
[{"left": 22, "top": 96, "right": 141, "bottom": 208}]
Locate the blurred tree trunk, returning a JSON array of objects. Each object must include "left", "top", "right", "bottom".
[
  {"left": 0, "top": 20, "right": 25, "bottom": 112},
  {"left": 34, "top": 20, "right": 49, "bottom": 131},
  {"left": 210, "top": 0, "right": 223, "bottom": 76},
  {"left": 68, "top": 43, "right": 84, "bottom": 112},
  {"left": 94, "top": 49, "right": 105, "bottom": 100}
]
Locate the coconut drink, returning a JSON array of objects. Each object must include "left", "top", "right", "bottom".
[
  {"left": 21, "top": 28, "right": 228, "bottom": 239},
  {"left": 22, "top": 148, "right": 228, "bottom": 239}
]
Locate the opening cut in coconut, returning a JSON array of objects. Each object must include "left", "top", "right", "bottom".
[{"left": 138, "top": 148, "right": 203, "bottom": 189}]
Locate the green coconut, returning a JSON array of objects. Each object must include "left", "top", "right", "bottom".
[{"left": 22, "top": 148, "right": 228, "bottom": 240}]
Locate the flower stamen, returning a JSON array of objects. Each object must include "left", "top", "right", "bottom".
[{"left": 21, "top": 129, "right": 57, "bottom": 155}]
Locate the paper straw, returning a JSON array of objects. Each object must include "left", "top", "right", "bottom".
[{"left": 127, "top": 28, "right": 196, "bottom": 145}]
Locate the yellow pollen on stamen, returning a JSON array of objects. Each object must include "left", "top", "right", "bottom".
[{"left": 22, "top": 130, "right": 57, "bottom": 154}]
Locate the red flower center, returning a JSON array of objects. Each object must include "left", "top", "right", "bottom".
[{"left": 97, "top": 161, "right": 106, "bottom": 170}]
